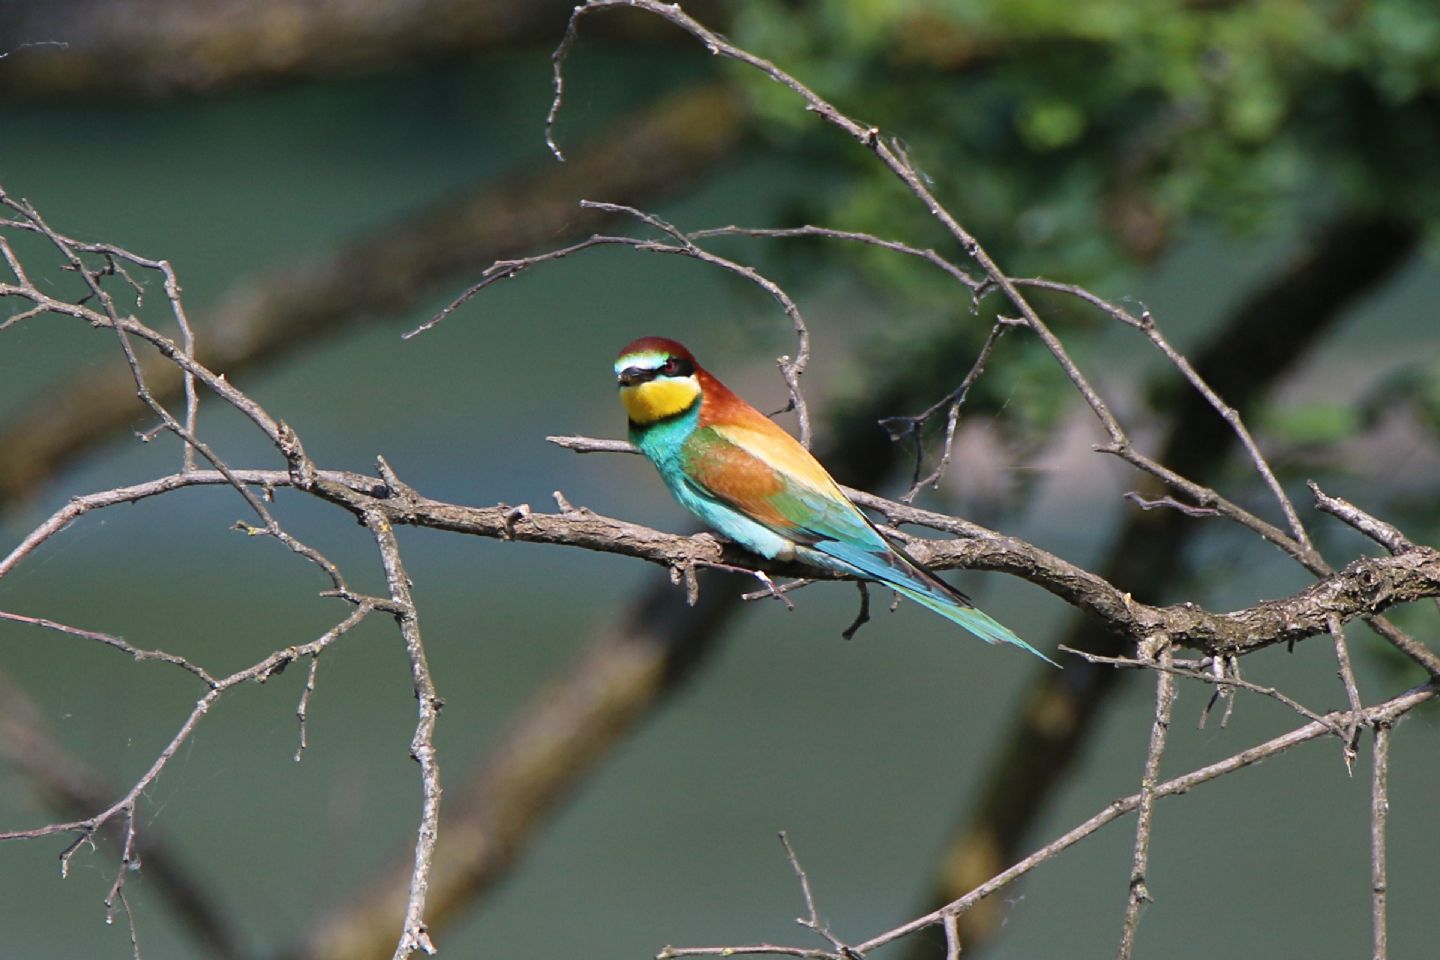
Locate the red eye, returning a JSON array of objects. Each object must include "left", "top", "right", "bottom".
[{"left": 660, "top": 357, "right": 693, "bottom": 377}]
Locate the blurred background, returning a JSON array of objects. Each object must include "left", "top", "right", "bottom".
[{"left": 1, "top": 1, "right": 1438, "bottom": 958}]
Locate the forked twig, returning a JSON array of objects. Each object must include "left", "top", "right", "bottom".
[
  {"left": 410, "top": 201, "right": 815, "bottom": 446},
  {"left": 878, "top": 322, "right": 1008, "bottom": 502},
  {"left": 779, "top": 832, "right": 857, "bottom": 957},
  {"left": 658, "top": 685, "right": 1434, "bottom": 959}
]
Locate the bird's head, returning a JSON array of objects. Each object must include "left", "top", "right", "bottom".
[{"left": 614, "top": 336, "right": 702, "bottom": 425}]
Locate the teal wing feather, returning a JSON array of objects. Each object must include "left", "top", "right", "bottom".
[
  {"left": 676, "top": 426, "right": 1055, "bottom": 664},
  {"left": 771, "top": 481, "right": 1057, "bottom": 665}
]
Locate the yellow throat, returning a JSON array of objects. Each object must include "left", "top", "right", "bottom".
[{"left": 620, "top": 376, "right": 700, "bottom": 424}]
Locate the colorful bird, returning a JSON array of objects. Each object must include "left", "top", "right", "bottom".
[{"left": 614, "top": 336, "right": 1055, "bottom": 663}]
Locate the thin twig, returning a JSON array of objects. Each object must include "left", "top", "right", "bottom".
[
  {"left": 779, "top": 832, "right": 855, "bottom": 956},
  {"left": 664, "top": 685, "right": 1435, "bottom": 959},
  {"left": 658, "top": 945, "right": 839, "bottom": 960},
  {"left": 0, "top": 610, "right": 217, "bottom": 686},
  {"left": 1310, "top": 482, "right": 1414, "bottom": 555},
  {"left": 1122, "top": 492, "right": 1219, "bottom": 517},
  {"left": 1371, "top": 724, "right": 1391, "bottom": 960},
  {"left": 1018, "top": 278, "right": 1319, "bottom": 560},
  {"left": 367, "top": 511, "right": 443, "bottom": 960},
  {"left": 412, "top": 201, "right": 814, "bottom": 445},
  {"left": 1328, "top": 614, "right": 1365, "bottom": 771},
  {"left": 0, "top": 605, "right": 374, "bottom": 850},
  {"left": 1116, "top": 644, "right": 1174, "bottom": 959},
  {"left": 877, "top": 322, "right": 1008, "bottom": 502},
  {"left": 581, "top": 201, "right": 813, "bottom": 445},
  {"left": 688, "top": 224, "right": 982, "bottom": 290},
  {"left": 112, "top": 886, "right": 143, "bottom": 960},
  {"left": 942, "top": 911, "right": 961, "bottom": 960},
  {"left": 698, "top": 559, "right": 796, "bottom": 610},
  {"left": 294, "top": 654, "right": 321, "bottom": 762},
  {"left": 1060, "top": 647, "right": 1348, "bottom": 738}
]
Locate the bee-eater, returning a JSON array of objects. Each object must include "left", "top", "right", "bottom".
[{"left": 614, "top": 336, "right": 1055, "bottom": 663}]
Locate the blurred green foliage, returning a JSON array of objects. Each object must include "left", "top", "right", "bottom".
[
  {"left": 720, "top": 0, "right": 1440, "bottom": 491},
  {"left": 733, "top": 0, "right": 1440, "bottom": 283}
]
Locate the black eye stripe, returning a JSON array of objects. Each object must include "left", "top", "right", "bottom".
[{"left": 618, "top": 356, "right": 694, "bottom": 386}]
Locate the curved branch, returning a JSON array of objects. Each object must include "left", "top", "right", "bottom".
[
  {"left": 17, "top": 464, "right": 1434, "bottom": 662},
  {"left": 0, "top": 82, "right": 746, "bottom": 507},
  {"left": 657, "top": 683, "right": 1436, "bottom": 960}
]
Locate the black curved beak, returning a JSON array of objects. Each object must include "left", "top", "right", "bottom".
[{"left": 616, "top": 366, "right": 652, "bottom": 388}]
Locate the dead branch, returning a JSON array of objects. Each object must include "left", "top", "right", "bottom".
[
  {"left": 0, "top": 83, "right": 745, "bottom": 507},
  {"left": 658, "top": 683, "right": 1435, "bottom": 959},
  {"left": 3, "top": 5, "right": 1436, "bottom": 958},
  {"left": 13, "top": 461, "right": 1435, "bottom": 664}
]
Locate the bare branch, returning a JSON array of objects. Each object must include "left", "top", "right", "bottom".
[
  {"left": 0, "top": 610, "right": 217, "bottom": 686},
  {"left": 1310, "top": 482, "right": 1415, "bottom": 555},
  {"left": 1121, "top": 492, "right": 1220, "bottom": 517},
  {"left": 0, "top": 672, "right": 249, "bottom": 959},
  {"left": 365, "top": 509, "right": 443, "bottom": 960},
  {"left": 1328, "top": 614, "right": 1365, "bottom": 770},
  {"left": 943, "top": 911, "right": 961, "bottom": 960},
  {"left": 415, "top": 200, "right": 815, "bottom": 445},
  {"left": 0, "top": 83, "right": 745, "bottom": 509},
  {"left": 1060, "top": 647, "right": 1346, "bottom": 737},
  {"left": 878, "top": 322, "right": 1008, "bottom": 502},
  {"left": 1019, "top": 279, "right": 1318, "bottom": 557},
  {"left": 779, "top": 832, "right": 856, "bottom": 957},
  {"left": 0, "top": 605, "right": 375, "bottom": 848},
  {"left": 688, "top": 224, "right": 983, "bottom": 290},
  {"left": 1116, "top": 644, "right": 1174, "bottom": 959},
  {"left": 3, "top": 9, "right": 1435, "bottom": 957},
  {"left": 1371, "top": 724, "right": 1391, "bottom": 960},
  {"left": 536, "top": 436, "right": 1440, "bottom": 657},
  {"left": 659, "top": 945, "right": 839, "bottom": 960},
  {"left": 666, "top": 685, "right": 1435, "bottom": 959},
  {"left": 294, "top": 653, "right": 322, "bottom": 762}
]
